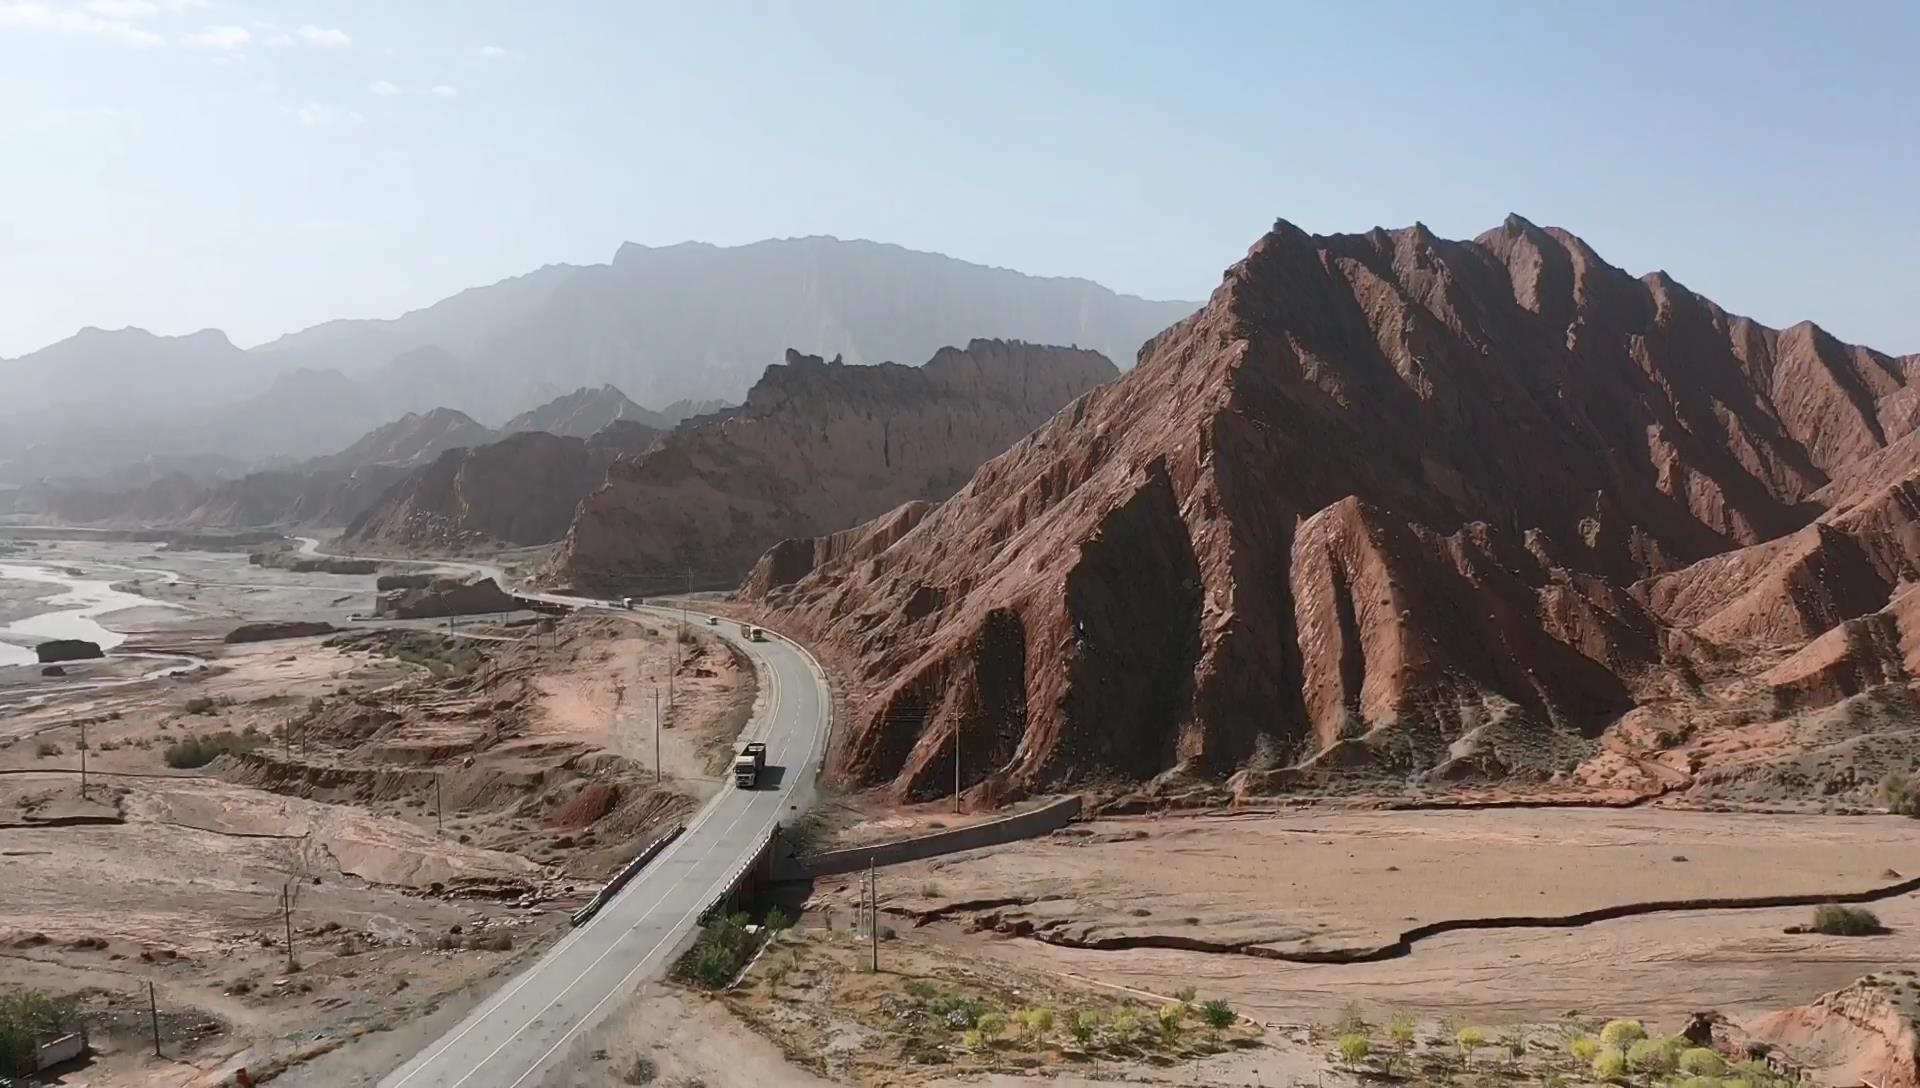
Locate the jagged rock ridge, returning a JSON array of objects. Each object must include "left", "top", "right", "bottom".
[
  {"left": 753, "top": 215, "right": 1920, "bottom": 804},
  {"left": 560, "top": 339, "right": 1120, "bottom": 591}
]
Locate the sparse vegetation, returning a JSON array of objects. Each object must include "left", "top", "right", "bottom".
[
  {"left": 0, "top": 989, "right": 79, "bottom": 1077},
  {"left": 1883, "top": 771, "right": 1920, "bottom": 816},
  {"left": 1599, "top": 1019, "right": 1646, "bottom": 1048},
  {"left": 1456, "top": 1025, "right": 1488, "bottom": 1063},
  {"left": 1198, "top": 998, "right": 1236, "bottom": 1038},
  {"left": 1811, "top": 904, "right": 1883, "bottom": 935},
  {"left": 33, "top": 740, "right": 61, "bottom": 758},
  {"left": 1626, "top": 1034, "right": 1683, "bottom": 1075},
  {"left": 1593, "top": 1046, "right": 1628, "bottom": 1081},
  {"left": 621, "top": 1053, "right": 657, "bottom": 1084},
  {"left": 164, "top": 729, "right": 264, "bottom": 769},
  {"left": 1068, "top": 1009, "right": 1100, "bottom": 1046},
  {"left": 1387, "top": 1009, "right": 1416, "bottom": 1047},
  {"left": 1679, "top": 1047, "right": 1728, "bottom": 1076},
  {"left": 1569, "top": 1035, "right": 1602, "bottom": 1062},
  {"left": 676, "top": 911, "right": 764, "bottom": 990},
  {"left": 1337, "top": 1032, "right": 1372, "bottom": 1066}
]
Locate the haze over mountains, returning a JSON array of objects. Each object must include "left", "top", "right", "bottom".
[{"left": 0, "top": 237, "right": 1192, "bottom": 485}]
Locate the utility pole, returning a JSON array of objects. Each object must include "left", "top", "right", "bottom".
[
  {"left": 148, "top": 980, "right": 161, "bottom": 1057},
  {"left": 653, "top": 687, "right": 662, "bottom": 783},
  {"left": 78, "top": 720, "right": 88, "bottom": 799},
  {"left": 868, "top": 860, "right": 879, "bottom": 972},
  {"left": 435, "top": 774, "right": 444, "bottom": 836},
  {"left": 282, "top": 883, "right": 296, "bottom": 971},
  {"left": 953, "top": 723, "right": 961, "bottom": 814}
]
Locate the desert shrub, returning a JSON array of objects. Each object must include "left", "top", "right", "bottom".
[
  {"left": 1456, "top": 1025, "right": 1488, "bottom": 1062},
  {"left": 184, "top": 696, "right": 217, "bottom": 715},
  {"left": 927, "top": 993, "right": 983, "bottom": 1029},
  {"left": 1593, "top": 1046, "right": 1628, "bottom": 1081},
  {"left": 1173, "top": 984, "right": 1198, "bottom": 1002},
  {"left": 1884, "top": 772, "right": 1920, "bottom": 816},
  {"left": 976, "top": 1011, "right": 1007, "bottom": 1040},
  {"left": 902, "top": 978, "right": 939, "bottom": 1002},
  {"left": 1339, "top": 1000, "right": 1370, "bottom": 1034},
  {"left": 1811, "top": 904, "right": 1882, "bottom": 935},
  {"left": 0, "top": 990, "right": 79, "bottom": 1077},
  {"left": 1108, "top": 1010, "right": 1140, "bottom": 1047},
  {"left": 1068, "top": 1009, "right": 1100, "bottom": 1046},
  {"left": 1599, "top": 1019, "right": 1646, "bottom": 1047},
  {"left": 675, "top": 911, "right": 762, "bottom": 990},
  {"left": 1680, "top": 1048, "right": 1728, "bottom": 1076},
  {"left": 1199, "top": 998, "right": 1236, "bottom": 1037},
  {"left": 164, "top": 729, "right": 263, "bottom": 768},
  {"left": 1627, "top": 1035, "right": 1682, "bottom": 1074},
  {"left": 467, "top": 931, "right": 513, "bottom": 952},
  {"left": 621, "top": 1053, "right": 657, "bottom": 1084},
  {"left": 763, "top": 908, "right": 792, "bottom": 933},
  {"left": 961, "top": 1028, "right": 985, "bottom": 1051},
  {"left": 1157, "top": 1001, "right": 1188, "bottom": 1045},
  {"left": 34, "top": 740, "right": 61, "bottom": 757},
  {"left": 1387, "top": 1009, "right": 1416, "bottom": 1047},
  {"left": 1021, "top": 1005, "right": 1054, "bottom": 1040},
  {"left": 1569, "top": 1035, "right": 1602, "bottom": 1062},
  {"left": 1338, "top": 1032, "right": 1372, "bottom": 1066}
]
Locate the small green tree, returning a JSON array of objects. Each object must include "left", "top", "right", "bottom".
[
  {"left": 1679, "top": 1048, "right": 1728, "bottom": 1076},
  {"left": 1387, "top": 1009, "right": 1416, "bottom": 1047},
  {"left": 1338, "top": 1032, "right": 1372, "bottom": 1067},
  {"left": 1628, "top": 1036, "right": 1681, "bottom": 1075},
  {"left": 1569, "top": 1035, "right": 1602, "bottom": 1062},
  {"left": 1198, "top": 998, "right": 1236, "bottom": 1039},
  {"left": 1109, "top": 1010, "right": 1140, "bottom": 1047},
  {"left": 1599, "top": 1019, "right": 1646, "bottom": 1048},
  {"left": 1068, "top": 1009, "right": 1100, "bottom": 1047},
  {"left": 1156, "top": 1001, "right": 1187, "bottom": 1046},
  {"left": 763, "top": 907, "right": 792, "bottom": 932},
  {"left": 1457, "top": 1025, "right": 1488, "bottom": 1065},
  {"left": 1593, "top": 1046, "right": 1628, "bottom": 1082},
  {"left": 977, "top": 1011, "right": 1007, "bottom": 1042}
]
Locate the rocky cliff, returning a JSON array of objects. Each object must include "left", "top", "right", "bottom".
[
  {"left": 752, "top": 216, "right": 1920, "bottom": 805},
  {"left": 344, "top": 421, "right": 660, "bottom": 550},
  {"left": 558, "top": 340, "right": 1119, "bottom": 591}
]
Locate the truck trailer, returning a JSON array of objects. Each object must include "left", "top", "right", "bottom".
[{"left": 733, "top": 741, "right": 768, "bottom": 788}]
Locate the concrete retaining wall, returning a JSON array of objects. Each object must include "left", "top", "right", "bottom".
[{"left": 778, "top": 794, "right": 1081, "bottom": 880}]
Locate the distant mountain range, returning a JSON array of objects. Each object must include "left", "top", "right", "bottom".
[{"left": 0, "top": 237, "right": 1193, "bottom": 483}]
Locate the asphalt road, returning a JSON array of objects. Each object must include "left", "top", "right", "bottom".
[{"left": 286, "top": 538, "right": 832, "bottom": 1088}]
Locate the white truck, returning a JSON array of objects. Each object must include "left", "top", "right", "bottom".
[{"left": 733, "top": 741, "right": 768, "bottom": 789}]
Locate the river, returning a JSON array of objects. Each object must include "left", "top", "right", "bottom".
[{"left": 0, "top": 561, "right": 182, "bottom": 668}]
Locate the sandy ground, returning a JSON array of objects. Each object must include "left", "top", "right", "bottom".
[
  {"left": 0, "top": 539, "right": 757, "bottom": 1086},
  {"left": 865, "top": 809, "right": 1920, "bottom": 955},
  {"left": 822, "top": 808, "right": 1920, "bottom": 1031}
]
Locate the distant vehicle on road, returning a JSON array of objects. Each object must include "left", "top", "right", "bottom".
[
  {"left": 742, "top": 624, "right": 767, "bottom": 642},
  {"left": 620, "top": 597, "right": 636, "bottom": 610},
  {"left": 707, "top": 615, "right": 719, "bottom": 625},
  {"left": 733, "top": 741, "right": 768, "bottom": 788}
]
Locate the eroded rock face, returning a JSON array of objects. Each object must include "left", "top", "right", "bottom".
[
  {"left": 374, "top": 577, "right": 516, "bottom": 619},
  {"left": 756, "top": 216, "right": 1920, "bottom": 802},
  {"left": 559, "top": 340, "right": 1118, "bottom": 591},
  {"left": 1747, "top": 974, "right": 1920, "bottom": 1088},
  {"left": 344, "top": 423, "right": 658, "bottom": 551}
]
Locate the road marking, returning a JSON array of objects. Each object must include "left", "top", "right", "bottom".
[{"left": 426, "top": 636, "right": 803, "bottom": 1088}]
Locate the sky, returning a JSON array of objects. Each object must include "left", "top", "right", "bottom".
[{"left": 2, "top": 1, "right": 1917, "bottom": 358}]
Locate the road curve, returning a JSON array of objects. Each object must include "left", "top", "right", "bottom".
[{"left": 289, "top": 538, "right": 831, "bottom": 1088}]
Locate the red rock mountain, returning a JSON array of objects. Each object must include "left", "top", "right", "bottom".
[
  {"left": 753, "top": 216, "right": 1920, "bottom": 805},
  {"left": 344, "top": 422, "right": 660, "bottom": 550},
  {"left": 557, "top": 339, "right": 1118, "bottom": 591}
]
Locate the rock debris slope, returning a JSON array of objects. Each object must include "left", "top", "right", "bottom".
[
  {"left": 753, "top": 216, "right": 1920, "bottom": 803},
  {"left": 559, "top": 340, "right": 1118, "bottom": 591}
]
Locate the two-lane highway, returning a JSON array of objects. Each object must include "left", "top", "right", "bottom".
[
  {"left": 294, "top": 535, "right": 830, "bottom": 1087},
  {"left": 377, "top": 610, "right": 829, "bottom": 1088}
]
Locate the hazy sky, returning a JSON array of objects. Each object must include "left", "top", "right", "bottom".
[{"left": 3, "top": 2, "right": 1916, "bottom": 358}]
